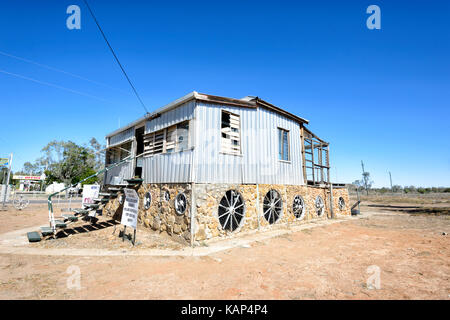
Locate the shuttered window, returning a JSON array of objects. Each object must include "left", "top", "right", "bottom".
[
  {"left": 221, "top": 111, "right": 241, "bottom": 155},
  {"left": 144, "top": 121, "right": 190, "bottom": 155}
]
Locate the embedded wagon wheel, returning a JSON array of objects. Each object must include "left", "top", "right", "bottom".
[
  {"left": 218, "top": 190, "right": 245, "bottom": 232},
  {"left": 13, "top": 195, "right": 29, "bottom": 210},
  {"left": 163, "top": 190, "right": 170, "bottom": 202},
  {"left": 293, "top": 195, "right": 305, "bottom": 219},
  {"left": 338, "top": 197, "right": 346, "bottom": 211},
  {"left": 263, "top": 189, "right": 282, "bottom": 224},
  {"left": 175, "top": 193, "right": 187, "bottom": 215},
  {"left": 144, "top": 192, "right": 152, "bottom": 210},
  {"left": 315, "top": 195, "right": 325, "bottom": 216}
]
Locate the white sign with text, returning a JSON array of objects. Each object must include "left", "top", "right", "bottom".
[
  {"left": 121, "top": 188, "right": 139, "bottom": 229},
  {"left": 82, "top": 184, "right": 100, "bottom": 206}
]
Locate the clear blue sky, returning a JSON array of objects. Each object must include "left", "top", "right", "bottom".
[{"left": 0, "top": 1, "right": 449, "bottom": 187}]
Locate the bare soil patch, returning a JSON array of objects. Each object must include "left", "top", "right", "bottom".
[{"left": 0, "top": 195, "right": 449, "bottom": 299}]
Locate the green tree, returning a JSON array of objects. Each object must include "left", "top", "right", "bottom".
[{"left": 38, "top": 139, "right": 102, "bottom": 186}]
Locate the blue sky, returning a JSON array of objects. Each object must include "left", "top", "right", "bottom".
[{"left": 0, "top": 0, "right": 449, "bottom": 187}]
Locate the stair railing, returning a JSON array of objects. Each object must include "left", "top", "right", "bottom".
[{"left": 47, "top": 155, "right": 134, "bottom": 234}]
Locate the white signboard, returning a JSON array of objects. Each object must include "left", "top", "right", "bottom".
[
  {"left": 121, "top": 188, "right": 139, "bottom": 229},
  {"left": 82, "top": 184, "right": 100, "bottom": 205}
]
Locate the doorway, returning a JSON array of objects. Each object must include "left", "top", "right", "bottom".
[{"left": 134, "top": 126, "right": 145, "bottom": 178}]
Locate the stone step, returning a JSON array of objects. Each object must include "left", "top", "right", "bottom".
[
  {"left": 61, "top": 214, "right": 78, "bottom": 222},
  {"left": 93, "top": 198, "right": 109, "bottom": 203},
  {"left": 125, "top": 178, "right": 143, "bottom": 184},
  {"left": 73, "top": 209, "right": 89, "bottom": 215},
  {"left": 40, "top": 226, "right": 53, "bottom": 236},
  {"left": 84, "top": 203, "right": 100, "bottom": 209},
  {"left": 99, "top": 192, "right": 114, "bottom": 197},
  {"left": 54, "top": 220, "right": 66, "bottom": 228},
  {"left": 27, "top": 232, "right": 41, "bottom": 243}
]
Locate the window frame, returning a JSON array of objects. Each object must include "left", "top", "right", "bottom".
[
  {"left": 278, "top": 127, "right": 290, "bottom": 162},
  {"left": 143, "top": 120, "right": 191, "bottom": 156},
  {"left": 220, "top": 110, "right": 242, "bottom": 156}
]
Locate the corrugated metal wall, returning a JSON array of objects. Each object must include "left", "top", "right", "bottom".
[
  {"left": 146, "top": 100, "right": 195, "bottom": 133},
  {"left": 142, "top": 100, "right": 195, "bottom": 183},
  {"left": 108, "top": 127, "right": 134, "bottom": 147},
  {"left": 143, "top": 150, "right": 193, "bottom": 183},
  {"left": 193, "top": 102, "right": 304, "bottom": 185},
  {"left": 105, "top": 98, "right": 304, "bottom": 185},
  {"left": 104, "top": 161, "right": 133, "bottom": 185}
]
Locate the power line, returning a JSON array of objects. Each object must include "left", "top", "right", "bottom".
[
  {"left": 0, "top": 50, "right": 129, "bottom": 94},
  {"left": 83, "top": 0, "right": 149, "bottom": 114},
  {"left": 0, "top": 68, "right": 110, "bottom": 102}
]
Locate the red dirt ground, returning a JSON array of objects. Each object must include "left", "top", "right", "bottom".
[{"left": 0, "top": 199, "right": 449, "bottom": 300}]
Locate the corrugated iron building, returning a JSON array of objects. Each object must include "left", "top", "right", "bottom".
[
  {"left": 104, "top": 91, "right": 320, "bottom": 186},
  {"left": 102, "top": 92, "right": 350, "bottom": 244}
]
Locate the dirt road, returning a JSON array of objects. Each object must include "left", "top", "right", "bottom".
[{"left": 0, "top": 201, "right": 449, "bottom": 299}]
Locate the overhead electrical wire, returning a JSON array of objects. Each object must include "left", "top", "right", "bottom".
[
  {"left": 0, "top": 50, "right": 129, "bottom": 94},
  {"left": 83, "top": 0, "right": 149, "bottom": 114},
  {"left": 0, "top": 69, "right": 110, "bottom": 102}
]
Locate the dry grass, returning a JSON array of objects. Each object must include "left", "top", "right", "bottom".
[{"left": 350, "top": 193, "right": 450, "bottom": 205}]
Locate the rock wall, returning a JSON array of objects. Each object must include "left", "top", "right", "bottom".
[
  {"left": 103, "top": 183, "right": 192, "bottom": 244},
  {"left": 193, "top": 184, "right": 351, "bottom": 242},
  {"left": 102, "top": 183, "right": 350, "bottom": 245}
]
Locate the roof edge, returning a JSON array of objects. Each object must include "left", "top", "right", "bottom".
[{"left": 106, "top": 91, "right": 310, "bottom": 139}]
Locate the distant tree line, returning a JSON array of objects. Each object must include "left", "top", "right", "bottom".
[
  {"left": 12, "top": 138, "right": 105, "bottom": 188},
  {"left": 349, "top": 184, "right": 450, "bottom": 194}
]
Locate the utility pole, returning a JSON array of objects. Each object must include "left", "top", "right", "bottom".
[
  {"left": 2, "top": 153, "right": 13, "bottom": 208},
  {"left": 389, "top": 171, "right": 393, "bottom": 193}
]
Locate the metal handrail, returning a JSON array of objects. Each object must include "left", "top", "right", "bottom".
[{"left": 47, "top": 155, "right": 134, "bottom": 233}]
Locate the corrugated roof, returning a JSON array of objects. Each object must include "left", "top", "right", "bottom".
[{"left": 106, "top": 91, "right": 309, "bottom": 138}]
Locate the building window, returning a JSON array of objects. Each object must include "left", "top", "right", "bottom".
[
  {"left": 177, "top": 121, "right": 189, "bottom": 151},
  {"left": 106, "top": 141, "right": 132, "bottom": 165},
  {"left": 144, "top": 121, "right": 190, "bottom": 156},
  {"left": 221, "top": 111, "right": 241, "bottom": 155},
  {"left": 278, "top": 128, "right": 290, "bottom": 161}
]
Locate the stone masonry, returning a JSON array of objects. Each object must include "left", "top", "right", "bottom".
[{"left": 102, "top": 183, "right": 350, "bottom": 245}]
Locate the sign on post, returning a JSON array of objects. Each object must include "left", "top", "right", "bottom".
[
  {"left": 121, "top": 188, "right": 139, "bottom": 229},
  {"left": 82, "top": 185, "right": 100, "bottom": 205},
  {"left": 0, "top": 158, "right": 8, "bottom": 167}
]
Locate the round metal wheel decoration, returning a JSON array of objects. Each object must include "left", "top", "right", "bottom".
[
  {"left": 163, "top": 190, "right": 170, "bottom": 202},
  {"left": 144, "top": 192, "right": 152, "bottom": 210},
  {"left": 175, "top": 193, "right": 187, "bottom": 215},
  {"left": 292, "top": 195, "right": 305, "bottom": 219},
  {"left": 218, "top": 190, "right": 245, "bottom": 232},
  {"left": 263, "top": 189, "right": 283, "bottom": 224},
  {"left": 338, "top": 197, "right": 346, "bottom": 211},
  {"left": 315, "top": 195, "right": 325, "bottom": 216},
  {"left": 13, "top": 195, "right": 29, "bottom": 210}
]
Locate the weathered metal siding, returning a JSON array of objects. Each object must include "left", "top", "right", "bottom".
[
  {"left": 146, "top": 100, "right": 195, "bottom": 134},
  {"left": 193, "top": 102, "right": 304, "bottom": 185},
  {"left": 104, "top": 161, "right": 133, "bottom": 185},
  {"left": 108, "top": 127, "right": 134, "bottom": 147},
  {"left": 143, "top": 150, "right": 193, "bottom": 183},
  {"left": 142, "top": 100, "right": 195, "bottom": 183}
]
